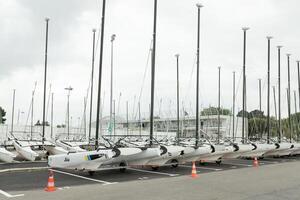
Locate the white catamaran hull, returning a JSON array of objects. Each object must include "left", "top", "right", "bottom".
[
  {"left": 177, "top": 146, "right": 212, "bottom": 163},
  {"left": 222, "top": 144, "right": 254, "bottom": 159},
  {"left": 0, "top": 147, "right": 16, "bottom": 163},
  {"left": 102, "top": 147, "right": 161, "bottom": 167},
  {"left": 55, "top": 140, "right": 86, "bottom": 152},
  {"left": 290, "top": 143, "right": 300, "bottom": 155},
  {"left": 263, "top": 143, "right": 293, "bottom": 157},
  {"left": 48, "top": 149, "right": 115, "bottom": 170},
  {"left": 13, "top": 141, "right": 39, "bottom": 161},
  {"left": 199, "top": 145, "right": 235, "bottom": 161},
  {"left": 146, "top": 145, "right": 185, "bottom": 166},
  {"left": 44, "top": 145, "right": 68, "bottom": 155},
  {"left": 241, "top": 143, "right": 276, "bottom": 158}
]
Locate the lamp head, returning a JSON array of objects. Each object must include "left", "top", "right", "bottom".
[
  {"left": 242, "top": 27, "right": 250, "bottom": 31},
  {"left": 111, "top": 34, "right": 116, "bottom": 42},
  {"left": 196, "top": 3, "right": 203, "bottom": 8},
  {"left": 266, "top": 36, "right": 273, "bottom": 40}
]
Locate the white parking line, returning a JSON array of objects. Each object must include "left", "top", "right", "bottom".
[
  {"left": 51, "top": 169, "right": 117, "bottom": 185},
  {"left": 259, "top": 160, "right": 278, "bottom": 164},
  {"left": 222, "top": 162, "right": 252, "bottom": 167},
  {"left": 178, "top": 165, "right": 222, "bottom": 171},
  {"left": 0, "top": 167, "right": 49, "bottom": 173},
  {"left": 264, "top": 158, "right": 295, "bottom": 162},
  {"left": 0, "top": 190, "right": 24, "bottom": 198},
  {"left": 127, "top": 168, "right": 179, "bottom": 177}
]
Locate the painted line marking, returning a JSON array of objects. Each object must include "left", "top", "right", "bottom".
[
  {"left": 221, "top": 162, "right": 252, "bottom": 167},
  {"left": 0, "top": 190, "right": 24, "bottom": 198},
  {"left": 259, "top": 160, "right": 278, "bottom": 164},
  {"left": 264, "top": 158, "right": 295, "bottom": 162},
  {"left": 128, "top": 168, "right": 179, "bottom": 177},
  {"left": 51, "top": 169, "right": 117, "bottom": 185},
  {"left": 178, "top": 165, "right": 222, "bottom": 171},
  {"left": 0, "top": 167, "right": 49, "bottom": 173}
]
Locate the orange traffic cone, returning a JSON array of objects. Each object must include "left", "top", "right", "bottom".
[
  {"left": 191, "top": 161, "right": 198, "bottom": 178},
  {"left": 253, "top": 157, "right": 259, "bottom": 167},
  {"left": 45, "top": 170, "right": 56, "bottom": 192}
]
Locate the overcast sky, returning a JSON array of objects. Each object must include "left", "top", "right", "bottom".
[{"left": 1, "top": 0, "right": 300, "bottom": 127}]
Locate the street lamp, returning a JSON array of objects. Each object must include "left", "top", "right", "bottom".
[
  {"left": 241, "top": 27, "right": 249, "bottom": 143},
  {"left": 287, "top": 53, "right": 292, "bottom": 143},
  {"left": 195, "top": 3, "right": 203, "bottom": 147},
  {"left": 277, "top": 45, "right": 283, "bottom": 143},
  {"left": 64, "top": 86, "right": 73, "bottom": 140},
  {"left": 109, "top": 34, "right": 116, "bottom": 135},
  {"left": 266, "top": 36, "right": 273, "bottom": 143}
]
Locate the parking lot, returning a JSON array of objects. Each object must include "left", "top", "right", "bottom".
[{"left": 0, "top": 155, "right": 300, "bottom": 197}]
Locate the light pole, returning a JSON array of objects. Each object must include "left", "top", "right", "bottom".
[
  {"left": 195, "top": 3, "right": 203, "bottom": 147},
  {"left": 109, "top": 34, "right": 116, "bottom": 136},
  {"left": 258, "top": 78, "right": 262, "bottom": 112},
  {"left": 175, "top": 54, "right": 180, "bottom": 144},
  {"left": 42, "top": 18, "right": 50, "bottom": 143},
  {"left": 266, "top": 36, "right": 272, "bottom": 143},
  {"left": 287, "top": 53, "right": 292, "bottom": 143},
  {"left": 217, "top": 66, "right": 221, "bottom": 144},
  {"left": 277, "top": 46, "right": 282, "bottom": 143},
  {"left": 88, "top": 29, "right": 96, "bottom": 144},
  {"left": 242, "top": 27, "right": 249, "bottom": 144},
  {"left": 65, "top": 86, "right": 73, "bottom": 140}
]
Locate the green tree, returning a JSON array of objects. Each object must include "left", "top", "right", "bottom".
[
  {"left": 201, "top": 106, "right": 231, "bottom": 116},
  {"left": 0, "top": 106, "right": 7, "bottom": 124}
]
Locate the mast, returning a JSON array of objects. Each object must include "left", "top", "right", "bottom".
[
  {"left": 297, "top": 61, "right": 300, "bottom": 111},
  {"left": 287, "top": 53, "right": 292, "bottom": 143},
  {"left": 126, "top": 101, "right": 129, "bottom": 136},
  {"left": 232, "top": 71, "right": 236, "bottom": 142},
  {"left": 113, "top": 99, "right": 116, "bottom": 137},
  {"left": 217, "top": 66, "right": 221, "bottom": 144},
  {"left": 30, "top": 82, "right": 37, "bottom": 140},
  {"left": 51, "top": 93, "right": 54, "bottom": 139},
  {"left": 88, "top": 29, "right": 96, "bottom": 144},
  {"left": 294, "top": 90, "right": 297, "bottom": 113},
  {"left": 138, "top": 102, "right": 141, "bottom": 137},
  {"left": 109, "top": 34, "right": 116, "bottom": 136},
  {"left": 294, "top": 90, "right": 299, "bottom": 141},
  {"left": 242, "top": 27, "right": 249, "bottom": 143},
  {"left": 149, "top": 0, "right": 158, "bottom": 146},
  {"left": 95, "top": 0, "right": 106, "bottom": 149},
  {"left": 258, "top": 78, "right": 262, "bottom": 138},
  {"left": 277, "top": 46, "right": 282, "bottom": 143},
  {"left": 195, "top": 3, "right": 203, "bottom": 147},
  {"left": 42, "top": 18, "right": 49, "bottom": 143},
  {"left": 11, "top": 89, "right": 16, "bottom": 135},
  {"left": 175, "top": 54, "right": 180, "bottom": 144},
  {"left": 267, "top": 36, "right": 272, "bottom": 143},
  {"left": 273, "top": 86, "right": 277, "bottom": 120}
]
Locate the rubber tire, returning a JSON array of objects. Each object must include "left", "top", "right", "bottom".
[
  {"left": 120, "top": 162, "right": 126, "bottom": 173},
  {"left": 88, "top": 171, "right": 95, "bottom": 176},
  {"left": 151, "top": 166, "right": 159, "bottom": 171},
  {"left": 170, "top": 159, "right": 178, "bottom": 168},
  {"left": 216, "top": 160, "right": 222, "bottom": 165}
]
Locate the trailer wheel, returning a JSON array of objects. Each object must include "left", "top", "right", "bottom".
[
  {"left": 119, "top": 162, "right": 127, "bottom": 172},
  {"left": 88, "top": 171, "right": 95, "bottom": 176},
  {"left": 171, "top": 159, "right": 178, "bottom": 168},
  {"left": 151, "top": 166, "right": 159, "bottom": 171}
]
